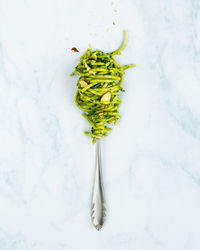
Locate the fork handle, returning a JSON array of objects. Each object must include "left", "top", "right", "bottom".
[{"left": 91, "top": 140, "right": 106, "bottom": 230}]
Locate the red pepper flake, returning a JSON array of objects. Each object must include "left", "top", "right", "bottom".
[{"left": 71, "top": 47, "right": 79, "bottom": 52}]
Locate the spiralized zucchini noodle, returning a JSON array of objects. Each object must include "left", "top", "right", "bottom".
[{"left": 71, "top": 31, "right": 135, "bottom": 143}]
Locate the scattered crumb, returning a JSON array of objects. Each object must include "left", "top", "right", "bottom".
[
  {"left": 114, "top": 9, "right": 117, "bottom": 13},
  {"left": 89, "top": 43, "right": 92, "bottom": 49},
  {"left": 113, "top": 21, "right": 115, "bottom": 25},
  {"left": 106, "top": 28, "right": 110, "bottom": 32},
  {"left": 111, "top": 1, "right": 114, "bottom": 5},
  {"left": 66, "top": 37, "right": 70, "bottom": 40},
  {"left": 71, "top": 47, "right": 79, "bottom": 52}
]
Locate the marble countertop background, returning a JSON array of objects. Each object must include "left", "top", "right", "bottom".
[{"left": 0, "top": 0, "right": 200, "bottom": 249}]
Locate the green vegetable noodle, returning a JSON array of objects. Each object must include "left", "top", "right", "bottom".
[{"left": 71, "top": 30, "right": 135, "bottom": 143}]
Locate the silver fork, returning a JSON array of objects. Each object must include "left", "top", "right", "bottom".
[{"left": 91, "top": 140, "right": 106, "bottom": 230}]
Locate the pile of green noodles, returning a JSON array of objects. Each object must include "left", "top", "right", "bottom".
[{"left": 71, "top": 31, "right": 135, "bottom": 143}]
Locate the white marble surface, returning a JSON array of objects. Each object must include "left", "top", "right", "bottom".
[{"left": 0, "top": 0, "right": 200, "bottom": 249}]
